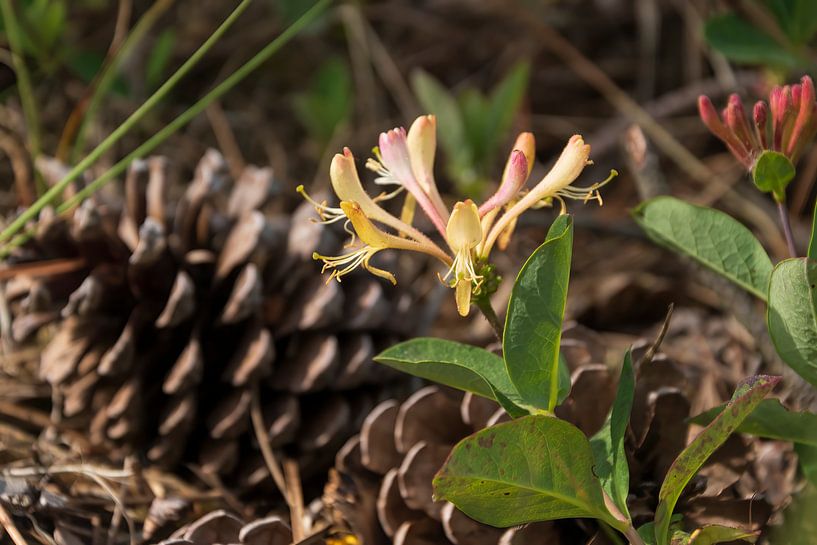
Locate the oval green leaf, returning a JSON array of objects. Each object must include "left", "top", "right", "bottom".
[
  {"left": 504, "top": 214, "right": 573, "bottom": 411},
  {"left": 752, "top": 151, "right": 795, "bottom": 201},
  {"left": 633, "top": 197, "right": 773, "bottom": 300},
  {"left": 655, "top": 375, "right": 780, "bottom": 545},
  {"left": 375, "top": 337, "right": 528, "bottom": 417},
  {"left": 433, "top": 415, "right": 618, "bottom": 529},
  {"left": 704, "top": 13, "right": 805, "bottom": 69},
  {"left": 767, "top": 258, "right": 817, "bottom": 388}
]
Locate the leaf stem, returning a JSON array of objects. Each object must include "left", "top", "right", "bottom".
[
  {"left": 602, "top": 491, "right": 644, "bottom": 545},
  {"left": 0, "top": 0, "right": 255, "bottom": 246},
  {"left": 474, "top": 296, "right": 503, "bottom": 342},
  {"left": 776, "top": 198, "right": 797, "bottom": 258},
  {"left": 623, "top": 524, "right": 647, "bottom": 545}
]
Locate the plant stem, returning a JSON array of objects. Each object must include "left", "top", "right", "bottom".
[
  {"left": 475, "top": 297, "right": 503, "bottom": 342},
  {"left": 623, "top": 524, "right": 647, "bottom": 545},
  {"left": 0, "top": 0, "right": 42, "bottom": 181},
  {"left": 70, "top": 0, "right": 176, "bottom": 163},
  {"left": 0, "top": 0, "right": 254, "bottom": 246},
  {"left": 0, "top": 0, "right": 331, "bottom": 258},
  {"left": 776, "top": 198, "right": 797, "bottom": 257}
]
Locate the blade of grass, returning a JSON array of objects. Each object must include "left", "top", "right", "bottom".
[
  {"left": 0, "top": 0, "right": 254, "bottom": 246},
  {"left": 0, "top": 0, "right": 42, "bottom": 170},
  {"left": 69, "top": 0, "right": 176, "bottom": 163},
  {"left": 0, "top": 0, "right": 332, "bottom": 258}
]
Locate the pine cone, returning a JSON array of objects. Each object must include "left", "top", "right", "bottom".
[
  {"left": 5, "top": 149, "right": 418, "bottom": 488},
  {"left": 325, "top": 322, "right": 790, "bottom": 544},
  {"left": 156, "top": 510, "right": 293, "bottom": 545}
]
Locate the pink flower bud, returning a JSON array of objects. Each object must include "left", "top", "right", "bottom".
[
  {"left": 725, "top": 94, "right": 754, "bottom": 151},
  {"left": 478, "top": 150, "right": 528, "bottom": 217},
  {"left": 753, "top": 101, "right": 768, "bottom": 149},
  {"left": 787, "top": 75, "right": 816, "bottom": 159},
  {"left": 698, "top": 95, "right": 728, "bottom": 139}
]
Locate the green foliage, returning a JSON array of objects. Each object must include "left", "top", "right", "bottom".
[
  {"left": 767, "top": 258, "right": 817, "bottom": 388},
  {"left": 375, "top": 338, "right": 528, "bottom": 417},
  {"left": 590, "top": 351, "right": 634, "bottom": 519},
  {"left": 703, "top": 0, "right": 817, "bottom": 72},
  {"left": 687, "top": 525, "right": 758, "bottom": 545},
  {"left": 704, "top": 13, "right": 805, "bottom": 70},
  {"left": 433, "top": 415, "right": 621, "bottom": 529},
  {"left": 370, "top": 205, "right": 778, "bottom": 544},
  {"left": 809, "top": 198, "right": 817, "bottom": 260},
  {"left": 0, "top": 0, "right": 66, "bottom": 68},
  {"left": 795, "top": 444, "right": 817, "bottom": 484},
  {"left": 752, "top": 150, "right": 796, "bottom": 201},
  {"left": 691, "top": 398, "right": 817, "bottom": 447},
  {"left": 146, "top": 29, "right": 177, "bottom": 91},
  {"left": 292, "top": 57, "right": 352, "bottom": 150},
  {"left": 767, "top": 0, "right": 817, "bottom": 45},
  {"left": 654, "top": 376, "right": 779, "bottom": 545},
  {"left": 632, "top": 197, "right": 774, "bottom": 300},
  {"left": 411, "top": 61, "right": 529, "bottom": 196},
  {"left": 503, "top": 214, "right": 572, "bottom": 412}
]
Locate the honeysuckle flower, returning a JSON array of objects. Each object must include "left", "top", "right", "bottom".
[
  {"left": 444, "top": 200, "right": 484, "bottom": 315},
  {"left": 301, "top": 115, "right": 613, "bottom": 317},
  {"left": 699, "top": 75, "right": 817, "bottom": 169}
]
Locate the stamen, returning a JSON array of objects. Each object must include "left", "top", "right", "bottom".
[{"left": 297, "top": 185, "right": 346, "bottom": 224}]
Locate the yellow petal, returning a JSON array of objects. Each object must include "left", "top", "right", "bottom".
[
  {"left": 339, "top": 201, "right": 453, "bottom": 266},
  {"left": 446, "top": 200, "right": 482, "bottom": 252},
  {"left": 455, "top": 279, "right": 472, "bottom": 316}
]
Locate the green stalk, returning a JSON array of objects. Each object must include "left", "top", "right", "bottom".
[
  {"left": 70, "top": 0, "right": 176, "bottom": 163},
  {"left": 0, "top": 0, "right": 41, "bottom": 160},
  {"left": 0, "top": 0, "right": 254, "bottom": 246},
  {"left": 0, "top": 0, "right": 331, "bottom": 258}
]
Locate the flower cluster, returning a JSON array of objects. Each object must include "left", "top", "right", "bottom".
[
  {"left": 698, "top": 75, "right": 817, "bottom": 169},
  {"left": 299, "top": 115, "right": 612, "bottom": 316}
]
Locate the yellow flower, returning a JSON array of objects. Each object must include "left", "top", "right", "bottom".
[
  {"left": 301, "top": 116, "right": 614, "bottom": 317},
  {"left": 444, "top": 200, "right": 483, "bottom": 316}
]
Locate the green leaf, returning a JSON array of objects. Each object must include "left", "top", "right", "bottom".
[
  {"left": 411, "top": 69, "right": 468, "bottom": 159},
  {"left": 767, "top": 0, "right": 817, "bottom": 44},
  {"left": 688, "top": 525, "right": 758, "bottom": 545},
  {"left": 486, "top": 61, "right": 529, "bottom": 152},
  {"left": 433, "top": 415, "right": 618, "bottom": 528},
  {"left": 639, "top": 517, "right": 684, "bottom": 545},
  {"left": 633, "top": 197, "right": 773, "bottom": 300},
  {"left": 690, "top": 398, "right": 817, "bottom": 447},
  {"left": 375, "top": 338, "right": 528, "bottom": 418},
  {"left": 795, "top": 443, "right": 817, "bottom": 485},
  {"left": 752, "top": 150, "right": 795, "bottom": 201},
  {"left": 504, "top": 215, "right": 573, "bottom": 411},
  {"left": 146, "top": 29, "right": 176, "bottom": 91},
  {"left": 808, "top": 198, "right": 817, "bottom": 260},
  {"left": 590, "top": 350, "right": 634, "bottom": 519},
  {"left": 639, "top": 523, "right": 659, "bottom": 545},
  {"left": 655, "top": 375, "right": 780, "bottom": 545},
  {"left": 767, "top": 258, "right": 817, "bottom": 388},
  {"left": 704, "top": 13, "right": 804, "bottom": 69},
  {"left": 557, "top": 353, "right": 571, "bottom": 405},
  {"left": 292, "top": 57, "right": 352, "bottom": 147}
]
